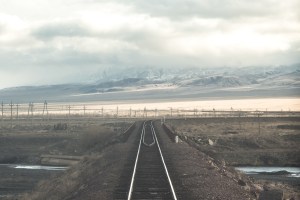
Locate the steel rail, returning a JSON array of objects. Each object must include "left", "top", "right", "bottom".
[
  {"left": 127, "top": 121, "right": 178, "bottom": 200},
  {"left": 151, "top": 121, "right": 178, "bottom": 200},
  {"left": 127, "top": 121, "right": 145, "bottom": 200}
]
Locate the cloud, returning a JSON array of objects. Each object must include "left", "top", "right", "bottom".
[
  {"left": 32, "top": 21, "right": 91, "bottom": 40},
  {"left": 0, "top": 0, "right": 299, "bottom": 88},
  {"left": 100, "top": 0, "right": 299, "bottom": 19}
]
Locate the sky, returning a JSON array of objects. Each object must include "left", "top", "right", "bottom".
[{"left": 0, "top": 0, "right": 299, "bottom": 88}]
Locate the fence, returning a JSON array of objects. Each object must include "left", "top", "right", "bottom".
[{"left": 1, "top": 101, "right": 300, "bottom": 122}]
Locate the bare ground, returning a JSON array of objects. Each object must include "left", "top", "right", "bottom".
[
  {"left": 155, "top": 121, "right": 257, "bottom": 200},
  {"left": 0, "top": 117, "right": 299, "bottom": 200},
  {"left": 168, "top": 117, "right": 300, "bottom": 166},
  {"left": 167, "top": 117, "right": 300, "bottom": 199},
  {"left": 0, "top": 118, "right": 133, "bottom": 199}
]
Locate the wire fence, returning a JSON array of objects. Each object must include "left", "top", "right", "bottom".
[{"left": 1, "top": 101, "right": 300, "bottom": 122}]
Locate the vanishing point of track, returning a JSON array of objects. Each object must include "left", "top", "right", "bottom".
[{"left": 114, "top": 121, "right": 178, "bottom": 200}]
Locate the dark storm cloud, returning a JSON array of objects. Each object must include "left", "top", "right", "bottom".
[{"left": 32, "top": 21, "right": 91, "bottom": 40}]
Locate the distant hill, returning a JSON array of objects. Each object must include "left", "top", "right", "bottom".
[{"left": 0, "top": 64, "right": 299, "bottom": 103}]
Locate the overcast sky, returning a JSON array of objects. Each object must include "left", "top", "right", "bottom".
[{"left": 0, "top": 0, "right": 299, "bottom": 88}]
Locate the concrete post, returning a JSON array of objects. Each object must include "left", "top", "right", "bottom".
[{"left": 175, "top": 136, "right": 179, "bottom": 143}]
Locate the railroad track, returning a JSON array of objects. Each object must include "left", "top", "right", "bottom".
[{"left": 114, "top": 121, "right": 178, "bottom": 200}]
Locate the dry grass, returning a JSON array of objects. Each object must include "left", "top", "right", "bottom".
[
  {"left": 22, "top": 125, "right": 122, "bottom": 200},
  {"left": 169, "top": 117, "right": 300, "bottom": 166},
  {"left": 79, "top": 126, "right": 115, "bottom": 150}
]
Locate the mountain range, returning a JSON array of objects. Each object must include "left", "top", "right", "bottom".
[{"left": 0, "top": 64, "right": 299, "bottom": 103}]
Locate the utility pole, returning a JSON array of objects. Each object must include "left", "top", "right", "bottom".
[
  {"left": 258, "top": 112, "right": 261, "bottom": 134},
  {"left": 1, "top": 101, "right": 3, "bottom": 122},
  {"left": 116, "top": 106, "right": 119, "bottom": 118},
  {"left": 83, "top": 105, "right": 86, "bottom": 116},
  {"left": 30, "top": 102, "right": 34, "bottom": 125},
  {"left": 129, "top": 107, "right": 132, "bottom": 118},
  {"left": 67, "top": 105, "right": 71, "bottom": 133},
  {"left": 27, "top": 102, "right": 31, "bottom": 119},
  {"left": 238, "top": 110, "right": 241, "bottom": 130},
  {"left": 42, "top": 100, "right": 48, "bottom": 119},
  {"left": 16, "top": 104, "right": 19, "bottom": 120},
  {"left": 9, "top": 101, "right": 14, "bottom": 129},
  {"left": 144, "top": 107, "right": 147, "bottom": 118},
  {"left": 68, "top": 105, "right": 71, "bottom": 118},
  {"left": 102, "top": 107, "right": 104, "bottom": 118}
]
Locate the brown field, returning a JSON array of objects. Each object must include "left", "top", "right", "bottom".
[
  {"left": 167, "top": 117, "right": 300, "bottom": 166},
  {"left": 166, "top": 117, "right": 300, "bottom": 199},
  {"left": 0, "top": 116, "right": 299, "bottom": 199},
  {"left": 0, "top": 118, "right": 133, "bottom": 199}
]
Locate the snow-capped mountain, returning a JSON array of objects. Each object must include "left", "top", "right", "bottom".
[{"left": 0, "top": 64, "right": 299, "bottom": 103}]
